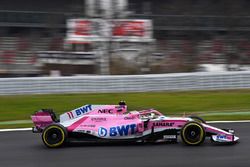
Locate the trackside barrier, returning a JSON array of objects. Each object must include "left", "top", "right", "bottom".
[{"left": 0, "top": 71, "right": 250, "bottom": 95}]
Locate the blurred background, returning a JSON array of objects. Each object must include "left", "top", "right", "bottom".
[
  {"left": 1, "top": 0, "right": 250, "bottom": 127},
  {"left": 1, "top": 0, "right": 250, "bottom": 77}
]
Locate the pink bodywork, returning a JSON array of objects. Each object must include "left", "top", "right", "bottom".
[
  {"left": 31, "top": 111, "right": 54, "bottom": 129},
  {"left": 31, "top": 104, "right": 238, "bottom": 142}
]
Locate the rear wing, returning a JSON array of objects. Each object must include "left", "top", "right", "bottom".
[{"left": 31, "top": 109, "right": 58, "bottom": 133}]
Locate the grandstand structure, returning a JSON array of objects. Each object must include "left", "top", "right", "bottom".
[
  {"left": 128, "top": 0, "right": 250, "bottom": 73},
  {"left": 0, "top": 0, "right": 84, "bottom": 76},
  {"left": 0, "top": 0, "right": 250, "bottom": 76}
]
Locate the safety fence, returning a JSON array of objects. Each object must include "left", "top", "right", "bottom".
[{"left": 0, "top": 71, "right": 250, "bottom": 95}]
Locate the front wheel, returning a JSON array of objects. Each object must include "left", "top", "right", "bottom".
[
  {"left": 42, "top": 124, "right": 67, "bottom": 148},
  {"left": 181, "top": 122, "right": 205, "bottom": 146}
]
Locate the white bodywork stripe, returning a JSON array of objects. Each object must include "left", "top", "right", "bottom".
[{"left": 0, "top": 120, "right": 250, "bottom": 132}]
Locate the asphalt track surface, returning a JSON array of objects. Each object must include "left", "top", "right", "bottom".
[{"left": 0, "top": 123, "right": 250, "bottom": 167}]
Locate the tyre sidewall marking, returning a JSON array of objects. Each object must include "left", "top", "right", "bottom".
[
  {"left": 182, "top": 122, "right": 204, "bottom": 145},
  {"left": 42, "top": 125, "right": 65, "bottom": 147}
]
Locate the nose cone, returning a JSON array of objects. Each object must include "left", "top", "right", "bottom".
[{"left": 234, "top": 136, "right": 239, "bottom": 142}]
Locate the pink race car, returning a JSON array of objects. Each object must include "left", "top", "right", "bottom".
[{"left": 31, "top": 101, "right": 239, "bottom": 148}]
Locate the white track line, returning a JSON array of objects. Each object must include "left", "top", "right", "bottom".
[
  {"left": 0, "top": 128, "right": 32, "bottom": 132},
  {"left": 0, "top": 120, "right": 250, "bottom": 132},
  {"left": 207, "top": 120, "right": 250, "bottom": 123}
]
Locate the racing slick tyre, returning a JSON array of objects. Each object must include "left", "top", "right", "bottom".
[
  {"left": 188, "top": 115, "right": 206, "bottom": 124},
  {"left": 42, "top": 124, "right": 67, "bottom": 148},
  {"left": 181, "top": 122, "right": 206, "bottom": 146}
]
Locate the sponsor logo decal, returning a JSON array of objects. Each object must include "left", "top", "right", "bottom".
[
  {"left": 98, "top": 124, "right": 137, "bottom": 137},
  {"left": 67, "top": 111, "right": 74, "bottom": 119},
  {"left": 110, "top": 124, "right": 136, "bottom": 136},
  {"left": 163, "top": 135, "right": 177, "bottom": 139},
  {"left": 98, "top": 127, "right": 108, "bottom": 137},
  {"left": 217, "top": 135, "right": 226, "bottom": 140},
  {"left": 124, "top": 116, "right": 135, "bottom": 120},
  {"left": 80, "top": 124, "right": 95, "bottom": 128},
  {"left": 153, "top": 122, "right": 174, "bottom": 127},
  {"left": 75, "top": 104, "right": 92, "bottom": 116},
  {"left": 98, "top": 109, "right": 113, "bottom": 114},
  {"left": 91, "top": 117, "right": 107, "bottom": 122},
  {"left": 77, "top": 130, "right": 92, "bottom": 134}
]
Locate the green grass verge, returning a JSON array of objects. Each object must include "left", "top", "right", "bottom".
[
  {"left": 0, "top": 123, "right": 32, "bottom": 129},
  {"left": 1, "top": 89, "right": 250, "bottom": 128}
]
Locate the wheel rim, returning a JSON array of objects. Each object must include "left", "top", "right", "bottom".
[
  {"left": 184, "top": 125, "right": 201, "bottom": 143},
  {"left": 43, "top": 126, "right": 65, "bottom": 147},
  {"left": 182, "top": 122, "right": 205, "bottom": 145}
]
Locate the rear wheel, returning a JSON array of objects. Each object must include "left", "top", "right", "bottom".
[
  {"left": 42, "top": 124, "right": 67, "bottom": 148},
  {"left": 181, "top": 122, "right": 205, "bottom": 146}
]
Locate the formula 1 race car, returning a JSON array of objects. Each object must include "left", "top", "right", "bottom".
[{"left": 31, "top": 101, "right": 239, "bottom": 148}]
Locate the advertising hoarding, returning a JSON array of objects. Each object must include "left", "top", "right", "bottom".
[{"left": 66, "top": 19, "right": 153, "bottom": 43}]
